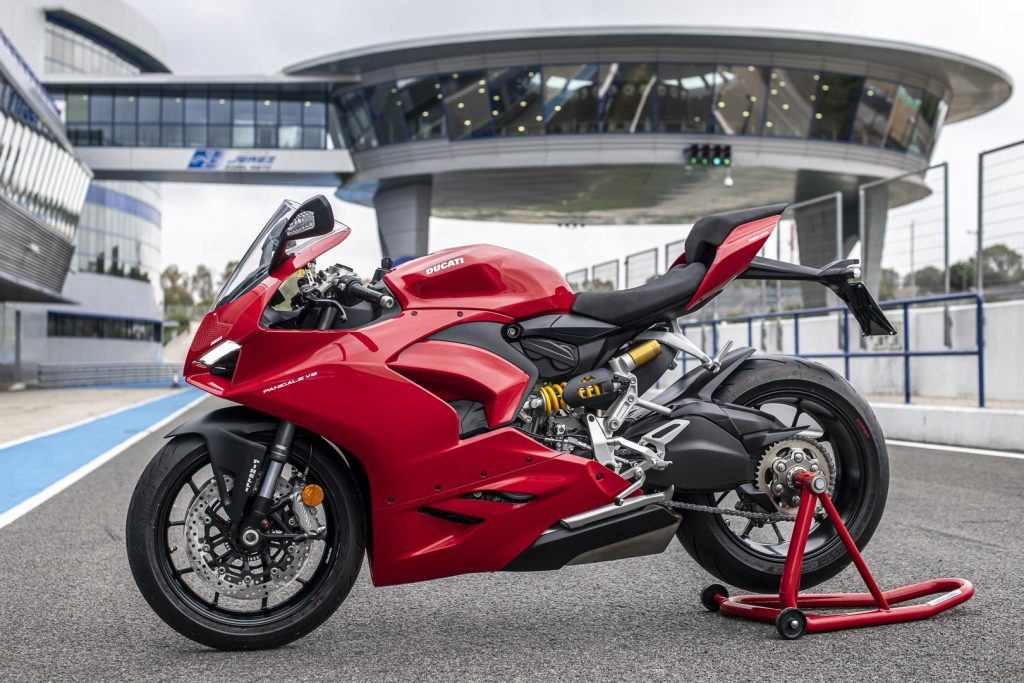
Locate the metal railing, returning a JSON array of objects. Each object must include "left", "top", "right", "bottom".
[
  {"left": 38, "top": 362, "right": 182, "bottom": 388},
  {"left": 677, "top": 292, "right": 985, "bottom": 407}
]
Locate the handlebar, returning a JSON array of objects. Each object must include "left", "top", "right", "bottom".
[{"left": 344, "top": 280, "right": 395, "bottom": 309}]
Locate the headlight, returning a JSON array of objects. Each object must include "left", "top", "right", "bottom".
[{"left": 195, "top": 340, "right": 241, "bottom": 377}]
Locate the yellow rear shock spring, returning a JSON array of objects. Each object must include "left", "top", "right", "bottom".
[{"left": 539, "top": 382, "right": 568, "bottom": 413}]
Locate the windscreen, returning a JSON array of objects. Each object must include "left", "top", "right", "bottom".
[{"left": 212, "top": 200, "right": 298, "bottom": 308}]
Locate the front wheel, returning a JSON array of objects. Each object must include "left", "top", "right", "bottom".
[
  {"left": 126, "top": 434, "right": 365, "bottom": 650},
  {"left": 675, "top": 355, "right": 889, "bottom": 592}
]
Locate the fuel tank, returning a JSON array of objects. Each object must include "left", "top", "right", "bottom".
[{"left": 383, "top": 245, "right": 576, "bottom": 319}]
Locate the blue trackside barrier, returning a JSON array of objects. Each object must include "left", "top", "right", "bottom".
[{"left": 677, "top": 293, "right": 985, "bottom": 408}]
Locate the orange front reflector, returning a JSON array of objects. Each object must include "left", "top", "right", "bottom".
[{"left": 301, "top": 483, "right": 324, "bottom": 507}]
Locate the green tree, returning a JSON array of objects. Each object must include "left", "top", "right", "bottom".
[
  {"left": 906, "top": 265, "right": 944, "bottom": 294},
  {"left": 219, "top": 260, "right": 239, "bottom": 289},
  {"left": 191, "top": 264, "right": 214, "bottom": 304},
  {"left": 878, "top": 268, "right": 900, "bottom": 301},
  {"left": 161, "top": 265, "right": 194, "bottom": 307},
  {"left": 980, "top": 243, "right": 1023, "bottom": 286},
  {"left": 947, "top": 243, "right": 1024, "bottom": 292}
]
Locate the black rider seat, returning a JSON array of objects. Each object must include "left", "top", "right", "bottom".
[{"left": 570, "top": 203, "right": 788, "bottom": 326}]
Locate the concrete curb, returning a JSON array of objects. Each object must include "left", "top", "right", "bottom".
[{"left": 872, "top": 403, "right": 1024, "bottom": 452}]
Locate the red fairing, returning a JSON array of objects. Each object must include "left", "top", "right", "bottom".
[
  {"left": 389, "top": 340, "right": 529, "bottom": 427},
  {"left": 685, "top": 215, "right": 780, "bottom": 309},
  {"left": 384, "top": 244, "right": 575, "bottom": 318},
  {"left": 184, "top": 229, "right": 633, "bottom": 586}
]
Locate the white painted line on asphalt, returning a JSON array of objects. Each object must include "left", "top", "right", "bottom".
[
  {"left": 0, "top": 394, "right": 208, "bottom": 530},
  {"left": 886, "top": 439, "right": 1024, "bottom": 460},
  {"left": 0, "top": 390, "right": 180, "bottom": 451}
]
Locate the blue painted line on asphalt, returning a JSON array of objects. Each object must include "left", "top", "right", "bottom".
[{"left": 0, "top": 388, "right": 202, "bottom": 515}]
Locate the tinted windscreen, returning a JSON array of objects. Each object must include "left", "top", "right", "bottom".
[{"left": 213, "top": 200, "right": 297, "bottom": 308}]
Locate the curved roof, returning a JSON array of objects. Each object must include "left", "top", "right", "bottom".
[
  {"left": 285, "top": 26, "right": 1011, "bottom": 123},
  {"left": 44, "top": 0, "right": 170, "bottom": 72}
]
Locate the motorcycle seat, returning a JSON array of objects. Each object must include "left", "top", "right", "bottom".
[{"left": 570, "top": 203, "right": 788, "bottom": 326}]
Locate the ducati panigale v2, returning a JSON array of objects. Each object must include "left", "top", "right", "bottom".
[{"left": 127, "top": 196, "right": 897, "bottom": 650}]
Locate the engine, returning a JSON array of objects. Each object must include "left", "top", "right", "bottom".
[{"left": 516, "top": 339, "right": 665, "bottom": 458}]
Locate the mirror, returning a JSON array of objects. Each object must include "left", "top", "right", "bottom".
[
  {"left": 271, "top": 195, "right": 335, "bottom": 268},
  {"left": 284, "top": 195, "right": 334, "bottom": 240}
]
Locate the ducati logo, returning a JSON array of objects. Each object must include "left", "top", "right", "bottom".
[{"left": 425, "top": 257, "right": 464, "bottom": 275}]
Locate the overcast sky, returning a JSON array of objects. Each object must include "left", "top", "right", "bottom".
[{"left": 130, "top": 0, "right": 1024, "bottom": 279}]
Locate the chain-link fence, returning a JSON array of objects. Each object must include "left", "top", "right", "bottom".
[
  {"left": 978, "top": 140, "right": 1024, "bottom": 299},
  {"left": 564, "top": 268, "right": 588, "bottom": 292},
  {"left": 780, "top": 192, "right": 843, "bottom": 310},
  {"left": 590, "top": 259, "right": 618, "bottom": 291},
  {"left": 624, "top": 248, "right": 657, "bottom": 288},
  {"left": 860, "top": 163, "right": 949, "bottom": 301}
]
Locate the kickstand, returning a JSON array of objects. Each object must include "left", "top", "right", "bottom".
[{"left": 700, "top": 470, "right": 974, "bottom": 639}]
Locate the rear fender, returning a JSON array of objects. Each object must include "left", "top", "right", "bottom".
[
  {"left": 166, "top": 406, "right": 279, "bottom": 523},
  {"left": 647, "top": 346, "right": 755, "bottom": 408}
]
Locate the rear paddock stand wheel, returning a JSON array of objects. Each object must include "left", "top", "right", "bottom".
[
  {"left": 775, "top": 608, "right": 807, "bottom": 639},
  {"left": 701, "top": 584, "right": 728, "bottom": 612}
]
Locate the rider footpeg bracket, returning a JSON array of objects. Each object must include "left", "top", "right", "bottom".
[{"left": 701, "top": 470, "right": 974, "bottom": 639}]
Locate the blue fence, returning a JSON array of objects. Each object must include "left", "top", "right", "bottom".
[{"left": 678, "top": 293, "right": 985, "bottom": 407}]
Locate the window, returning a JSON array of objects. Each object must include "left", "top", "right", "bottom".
[
  {"left": 366, "top": 82, "right": 408, "bottom": 145},
  {"left": 712, "top": 65, "right": 767, "bottom": 136},
  {"left": 209, "top": 93, "right": 231, "bottom": 124},
  {"left": 336, "top": 90, "right": 376, "bottom": 150},
  {"left": 763, "top": 68, "right": 818, "bottom": 138},
  {"left": 810, "top": 74, "right": 863, "bottom": 142},
  {"left": 544, "top": 64, "right": 600, "bottom": 134},
  {"left": 66, "top": 92, "right": 89, "bottom": 123},
  {"left": 852, "top": 80, "right": 896, "bottom": 146},
  {"left": 89, "top": 92, "right": 113, "bottom": 123},
  {"left": 442, "top": 71, "right": 494, "bottom": 140},
  {"left": 599, "top": 63, "right": 656, "bottom": 133},
  {"left": 488, "top": 66, "right": 543, "bottom": 136},
  {"left": 397, "top": 76, "right": 445, "bottom": 141},
  {"left": 909, "top": 92, "right": 948, "bottom": 156},
  {"left": 184, "top": 95, "right": 207, "bottom": 124},
  {"left": 885, "top": 85, "right": 923, "bottom": 151},
  {"left": 138, "top": 93, "right": 160, "bottom": 123},
  {"left": 657, "top": 64, "right": 715, "bottom": 133},
  {"left": 161, "top": 94, "right": 184, "bottom": 123},
  {"left": 47, "top": 312, "right": 161, "bottom": 342}
]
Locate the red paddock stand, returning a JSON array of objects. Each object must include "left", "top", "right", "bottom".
[{"left": 701, "top": 470, "right": 974, "bottom": 639}]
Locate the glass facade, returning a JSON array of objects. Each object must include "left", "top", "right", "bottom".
[
  {"left": 42, "top": 19, "right": 163, "bottom": 312},
  {"left": 0, "top": 70, "right": 91, "bottom": 239},
  {"left": 77, "top": 181, "right": 161, "bottom": 284},
  {"left": 44, "top": 23, "right": 141, "bottom": 76},
  {"left": 47, "top": 311, "right": 162, "bottom": 342},
  {"left": 335, "top": 61, "right": 948, "bottom": 158},
  {"left": 47, "top": 84, "right": 330, "bottom": 149}
]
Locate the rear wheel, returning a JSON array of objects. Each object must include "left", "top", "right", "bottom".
[
  {"left": 675, "top": 355, "right": 888, "bottom": 592},
  {"left": 126, "top": 435, "right": 365, "bottom": 650}
]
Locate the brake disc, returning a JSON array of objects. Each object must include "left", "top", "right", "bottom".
[{"left": 182, "top": 476, "right": 311, "bottom": 600}]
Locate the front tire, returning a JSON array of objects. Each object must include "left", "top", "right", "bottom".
[
  {"left": 126, "top": 434, "right": 365, "bottom": 650},
  {"left": 675, "top": 355, "right": 889, "bottom": 592}
]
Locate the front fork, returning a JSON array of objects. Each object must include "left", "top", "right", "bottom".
[{"left": 238, "top": 420, "right": 296, "bottom": 548}]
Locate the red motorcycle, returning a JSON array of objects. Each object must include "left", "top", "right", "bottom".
[{"left": 127, "top": 196, "right": 896, "bottom": 650}]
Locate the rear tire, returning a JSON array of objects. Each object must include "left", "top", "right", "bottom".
[
  {"left": 675, "top": 355, "right": 888, "bottom": 593},
  {"left": 126, "top": 435, "right": 365, "bottom": 650}
]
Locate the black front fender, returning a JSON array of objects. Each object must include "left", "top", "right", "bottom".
[{"left": 167, "top": 406, "right": 280, "bottom": 523}]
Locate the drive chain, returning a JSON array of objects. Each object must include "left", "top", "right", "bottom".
[{"left": 661, "top": 499, "right": 793, "bottom": 523}]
